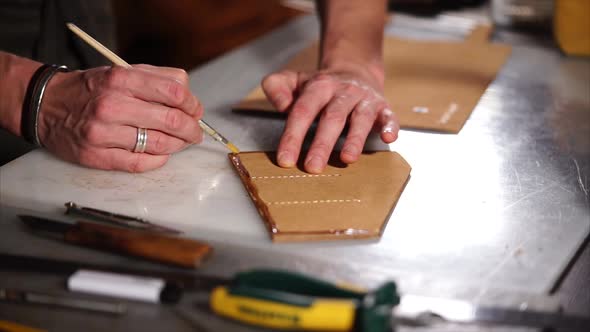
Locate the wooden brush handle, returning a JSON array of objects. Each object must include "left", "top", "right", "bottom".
[{"left": 64, "top": 221, "right": 212, "bottom": 268}]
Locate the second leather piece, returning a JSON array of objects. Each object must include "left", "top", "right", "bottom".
[{"left": 234, "top": 25, "right": 511, "bottom": 133}]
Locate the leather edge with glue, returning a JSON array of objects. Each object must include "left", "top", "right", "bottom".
[{"left": 228, "top": 151, "right": 412, "bottom": 242}]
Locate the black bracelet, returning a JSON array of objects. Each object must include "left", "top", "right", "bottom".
[{"left": 22, "top": 64, "right": 69, "bottom": 146}]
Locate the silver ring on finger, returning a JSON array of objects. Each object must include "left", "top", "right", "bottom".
[{"left": 133, "top": 127, "right": 148, "bottom": 153}]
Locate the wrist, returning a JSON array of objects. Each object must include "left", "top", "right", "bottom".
[
  {"left": 21, "top": 64, "right": 70, "bottom": 146},
  {"left": 36, "top": 68, "right": 78, "bottom": 148},
  {"left": 320, "top": 38, "right": 385, "bottom": 88},
  {"left": 0, "top": 53, "right": 43, "bottom": 137}
]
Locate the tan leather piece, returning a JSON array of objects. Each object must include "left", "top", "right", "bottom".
[
  {"left": 234, "top": 25, "right": 511, "bottom": 133},
  {"left": 229, "top": 151, "right": 411, "bottom": 242}
]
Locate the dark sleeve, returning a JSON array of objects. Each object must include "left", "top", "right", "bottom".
[{"left": 0, "top": 0, "right": 116, "bottom": 69}]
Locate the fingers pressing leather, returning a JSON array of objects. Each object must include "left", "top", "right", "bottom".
[
  {"left": 277, "top": 76, "right": 335, "bottom": 168},
  {"left": 376, "top": 108, "right": 399, "bottom": 143},
  {"left": 340, "top": 100, "right": 381, "bottom": 164},
  {"left": 304, "top": 93, "right": 361, "bottom": 173}
]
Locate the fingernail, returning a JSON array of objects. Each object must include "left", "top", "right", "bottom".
[
  {"left": 382, "top": 120, "right": 399, "bottom": 143},
  {"left": 277, "top": 151, "right": 294, "bottom": 167},
  {"left": 382, "top": 120, "right": 397, "bottom": 134},
  {"left": 305, "top": 156, "right": 323, "bottom": 173}
]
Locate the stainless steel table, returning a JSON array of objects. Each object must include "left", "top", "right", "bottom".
[{"left": 1, "top": 7, "right": 589, "bottom": 332}]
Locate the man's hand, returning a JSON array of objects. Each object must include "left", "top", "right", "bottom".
[
  {"left": 261, "top": 0, "right": 395, "bottom": 174},
  {"left": 262, "top": 64, "right": 398, "bottom": 174},
  {"left": 38, "top": 64, "right": 203, "bottom": 172}
]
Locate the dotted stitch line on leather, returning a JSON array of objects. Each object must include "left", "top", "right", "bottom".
[
  {"left": 439, "top": 102, "right": 459, "bottom": 124},
  {"left": 251, "top": 174, "right": 341, "bottom": 179},
  {"left": 268, "top": 199, "right": 361, "bottom": 206}
]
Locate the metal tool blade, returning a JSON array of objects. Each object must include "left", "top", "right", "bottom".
[
  {"left": 64, "top": 202, "right": 181, "bottom": 234},
  {"left": 395, "top": 294, "right": 590, "bottom": 331},
  {"left": 0, "top": 288, "right": 126, "bottom": 315},
  {"left": 19, "top": 215, "right": 72, "bottom": 237}
]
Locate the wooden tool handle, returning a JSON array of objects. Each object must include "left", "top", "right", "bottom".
[{"left": 64, "top": 221, "right": 212, "bottom": 268}]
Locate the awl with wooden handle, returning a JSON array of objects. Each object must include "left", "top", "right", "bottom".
[{"left": 19, "top": 215, "right": 212, "bottom": 269}]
